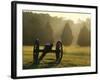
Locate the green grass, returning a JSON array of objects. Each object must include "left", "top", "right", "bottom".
[{"left": 23, "top": 46, "right": 90, "bottom": 69}]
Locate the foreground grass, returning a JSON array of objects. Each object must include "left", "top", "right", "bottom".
[{"left": 23, "top": 46, "right": 90, "bottom": 69}]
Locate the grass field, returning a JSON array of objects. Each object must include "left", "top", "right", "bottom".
[{"left": 23, "top": 46, "right": 90, "bottom": 69}]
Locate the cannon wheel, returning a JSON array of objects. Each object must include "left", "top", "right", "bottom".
[
  {"left": 33, "top": 39, "right": 39, "bottom": 64},
  {"left": 56, "top": 41, "right": 63, "bottom": 64}
]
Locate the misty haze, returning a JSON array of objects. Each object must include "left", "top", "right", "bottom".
[{"left": 23, "top": 11, "right": 91, "bottom": 69}]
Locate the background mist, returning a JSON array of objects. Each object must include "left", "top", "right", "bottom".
[{"left": 23, "top": 11, "right": 90, "bottom": 46}]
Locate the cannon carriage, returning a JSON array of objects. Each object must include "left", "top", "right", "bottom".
[{"left": 33, "top": 39, "right": 63, "bottom": 64}]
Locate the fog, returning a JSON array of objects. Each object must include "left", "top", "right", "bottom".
[
  {"left": 23, "top": 11, "right": 91, "bottom": 46},
  {"left": 49, "top": 17, "right": 66, "bottom": 43}
]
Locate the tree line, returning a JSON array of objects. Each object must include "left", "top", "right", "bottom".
[{"left": 23, "top": 12, "right": 90, "bottom": 46}]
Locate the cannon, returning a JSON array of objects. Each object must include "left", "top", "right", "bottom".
[{"left": 33, "top": 39, "right": 63, "bottom": 64}]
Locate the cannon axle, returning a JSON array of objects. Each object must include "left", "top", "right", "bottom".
[{"left": 33, "top": 39, "right": 63, "bottom": 64}]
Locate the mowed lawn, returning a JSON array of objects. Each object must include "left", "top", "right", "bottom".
[{"left": 23, "top": 46, "right": 90, "bottom": 69}]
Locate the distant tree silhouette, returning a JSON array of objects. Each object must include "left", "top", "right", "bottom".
[
  {"left": 61, "top": 22, "right": 73, "bottom": 46},
  {"left": 23, "top": 12, "right": 54, "bottom": 45},
  {"left": 77, "top": 25, "right": 90, "bottom": 46},
  {"left": 44, "top": 22, "right": 54, "bottom": 43}
]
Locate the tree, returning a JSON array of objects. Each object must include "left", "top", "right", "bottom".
[
  {"left": 61, "top": 22, "right": 73, "bottom": 46},
  {"left": 77, "top": 25, "right": 90, "bottom": 46},
  {"left": 23, "top": 12, "right": 54, "bottom": 45}
]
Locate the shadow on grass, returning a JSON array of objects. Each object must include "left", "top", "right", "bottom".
[{"left": 23, "top": 60, "right": 59, "bottom": 69}]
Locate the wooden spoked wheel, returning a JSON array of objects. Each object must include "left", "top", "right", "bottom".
[
  {"left": 56, "top": 41, "right": 63, "bottom": 64},
  {"left": 33, "top": 39, "right": 39, "bottom": 64}
]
